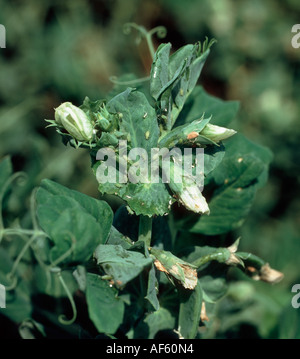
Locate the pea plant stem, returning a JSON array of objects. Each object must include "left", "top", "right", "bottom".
[
  {"left": 123, "top": 23, "right": 166, "bottom": 61},
  {"left": 235, "top": 252, "right": 266, "bottom": 269},
  {"left": 145, "top": 32, "right": 156, "bottom": 60},
  {"left": 191, "top": 248, "right": 230, "bottom": 268},
  {"left": 138, "top": 215, "right": 152, "bottom": 247}
]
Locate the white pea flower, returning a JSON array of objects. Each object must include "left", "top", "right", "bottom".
[
  {"left": 54, "top": 102, "right": 94, "bottom": 142},
  {"left": 200, "top": 123, "right": 236, "bottom": 142}
]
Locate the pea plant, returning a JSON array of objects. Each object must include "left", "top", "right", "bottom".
[{"left": 0, "top": 24, "right": 283, "bottom": 339}]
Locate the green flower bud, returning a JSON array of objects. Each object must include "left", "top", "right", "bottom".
[
  {"left": 150, "top": 248, "right": 198, "bottom": 290},
  {"left": 96, "top": 104, "right": 113, "bottom": 132},
  {"left": 200, "top": 124, "right": 236, "bottom": 143},
  {"left": 55, "top": 102, "right": 94, "bottom": 142},
  {"left": 97, "top": 115, "right": 111, "bottom": 131}
]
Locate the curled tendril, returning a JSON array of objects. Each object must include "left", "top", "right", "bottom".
[
  {"left": 0, "top": 172, "right": 28, "bottom": 239},
  {"left": 123, "top": 22, "right": 145, "bottom": 36},
  {"left": 5, "top": 272, "right": 18, "bottom": 291},
  {"left": 4, "top": 231, "right": 42, "bottom": 291},
  {"left": 54, "top": 269, "right": 77, "bottom": 326},
  {"left": 122, "top": 23, "right": 167, "bottom": 60},
  {"left": 148, "top": 26, "right": 167, "bottom": 39},
  {"left": 109, "top": 75, "right": 150, "bottom": 86},
  {"left": 123, "top": 23, "right": 167, "bottom": 40},
  {"left": 123, "top": 23, "right": 145, "bottom": 46},
  {"left": 30, "top": 188, "right": 39, "bottom": 231}
]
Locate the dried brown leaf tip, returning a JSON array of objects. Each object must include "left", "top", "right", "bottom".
[
  {"left": 258, "top": 263, "right": 284, "bottom": 284},
  {"left": 200, "top": 302, "right": 209, "bottom": 322},
  {"left": 153, "top": 259, "right": 168, "bottom": 274},
  {"left": 172, "top": 264, "right": 198, "bottom": 290},
  {"left": 246, "top": 263, "right": 284, "bottom": 284},
  {"left": 152, "top": 248, "right": 198, "bottom": 290}
]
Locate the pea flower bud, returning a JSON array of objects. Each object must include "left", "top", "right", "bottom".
[
  {"left": 177, "top": 178, "right": 210, "bottom": 214},
  {"left": 97, "top": 116, "right": 111, "bottom": 131},
  {"left": 150, "top": 248, "right": 198, "bottom": 290},
  {"left": 200, "top": 124, "right": 236, "bottom": 143},
  {"left": 95, "top": 104, "right": 113, "bottom": 132},
  {"left": 168, "top": 162, "right": 210, "bottom": 215},
  {"left": 54, "top": 102, "right": 94, "bottom": 142}
]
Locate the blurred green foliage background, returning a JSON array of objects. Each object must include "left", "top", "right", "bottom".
[{"left": 0, "top": 0, "right": 299, "bottom": 338}]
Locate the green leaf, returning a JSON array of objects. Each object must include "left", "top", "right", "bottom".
[
  {"left": 145, "top": 264, "right": 160, "bottom": 311},
  {"left": 203, "top": 144, "right": 225, "bottom": 177},
  {"left": 167, "top": 46, "right": 210, "bottom": 127},
  {"left": 37, "top": 196, "right": 103, "bottom": 264},
  {"left": 195, "top": 158, "right": 264, "bottom": 234},
  {"left": 150, "top": 43, "right": 173, "bottom": 100},
  {"left": 106, "top": 88, "right": 160, "bottom": 153},
  {"left": 177, "top": 134, "right": 273, "bottom": 235},
  {"left": 106, "top": 226, "right": 133, "bottom": 249},
  {"left": 120, "top": 182, "right": 174, "bottom": 217},
  {"left": 134, "top": 307, "right": 176, "bottom": 339},
  {"left": 94, "top": 244, "right": 153, "bottom": 287},
  {"left": 151, "top": 43, "right": 211, "bottom": 130},
  {"left": 86, "top": 273, "right": 125, "bottom": 334},
  {"left": 178, "top": 280, "right": 203, "bottom": 339},
  {"left": 36, "top": 179, "right": 113, "bottom": 239},
  {"left": 278, "top": 304, "right": 300, "bottom": 339},
  {"left": 220, "top": 133, "right": 273, "bottom": 188},
  {"left": 93, "top": 157, "right": 174, "bottom": 216},
  {"left": 36, "top": 180, "right": 113, "bottom": 264},
  {"left": 176, "top": 86, "right": 240, "bottom": 127}
]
